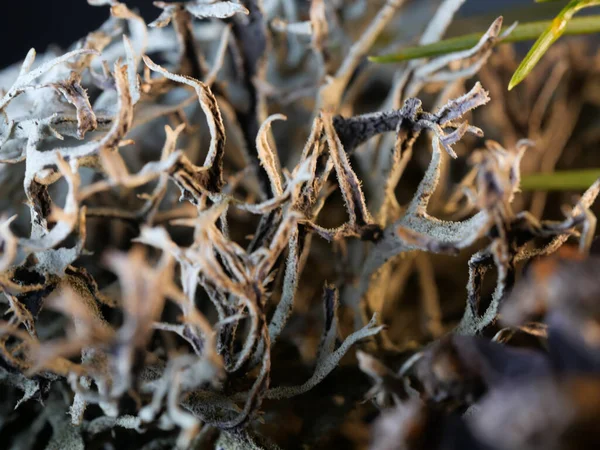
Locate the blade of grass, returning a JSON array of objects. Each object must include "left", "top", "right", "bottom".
[
  {"left": 509, "top": 0, "right": 600, "bottom": 90},
  {"left": 369, "top": 15, "right": 600, "bottom": 64},
  {"left": 521, "top": 169, "right": 600, "bottom": 191}
]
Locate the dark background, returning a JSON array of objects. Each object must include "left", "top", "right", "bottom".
[
  {"left": 0, "top": 0, "right": 560, "bottom": 68},
  {"left": 0, "top": 0, "right": 156, "bottom": 67}
]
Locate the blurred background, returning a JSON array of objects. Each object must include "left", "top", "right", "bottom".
[{"left": 0, "top": 0, "right": 568, "bottom": 68}]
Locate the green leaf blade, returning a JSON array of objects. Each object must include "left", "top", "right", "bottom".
[
  {"left": 520, "top": 169, "right": 600, "bottom": 191},
  {"left": 508, "top": 22, "right": 563, "bottom": 90},
  {"left": 508, "top": 0, "right": 600, "bottom": 89},
  {"left": 369, "top": 15, "right": 600, "bottom": 64}
]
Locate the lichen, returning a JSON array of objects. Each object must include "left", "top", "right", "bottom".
[{"left": 1, "top": 1, "right": 600, "bottom": 449}]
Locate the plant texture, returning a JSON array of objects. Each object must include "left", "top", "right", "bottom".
[{"left": 0, "top": 1, "right": 599, "bottom": 449}]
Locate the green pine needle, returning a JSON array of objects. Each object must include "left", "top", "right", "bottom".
[
  {"left": 509, "top": 0, "right": 600, "bottom": 90},
  {"left": 369, "top": 15, "right": 600, "bottom": 64},
  {"left": 520, "top": 169, "right": 600, "bottom": 191}
]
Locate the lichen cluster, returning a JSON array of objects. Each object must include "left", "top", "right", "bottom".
[{"left": 1, "top": 1, "right": 600, "bottom": 449}]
